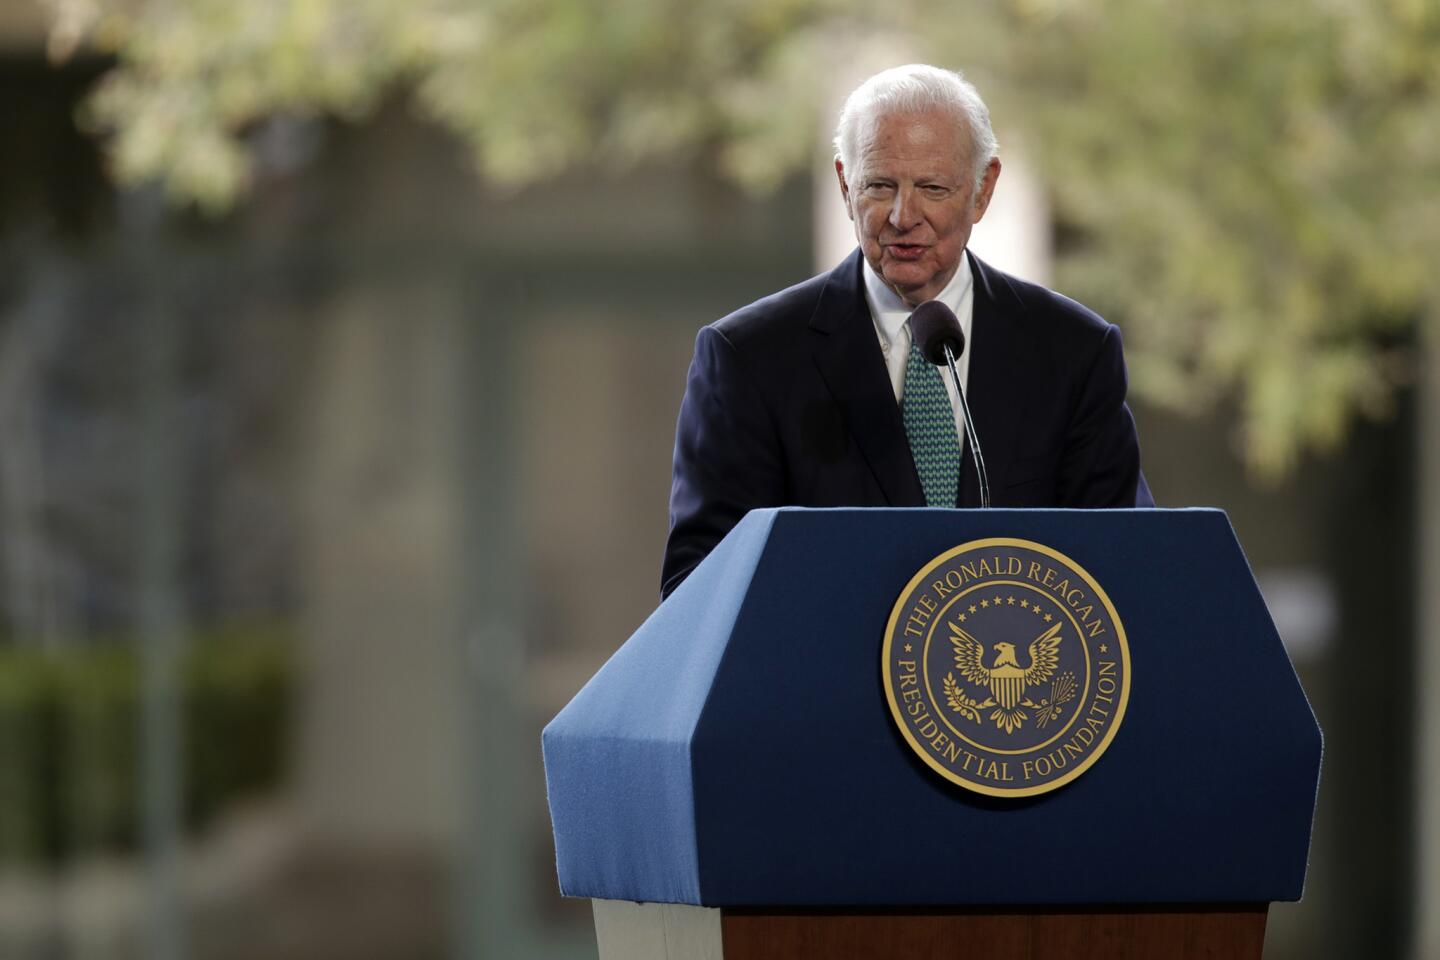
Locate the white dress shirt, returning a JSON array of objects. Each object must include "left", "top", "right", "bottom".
[{"left": 862, "top": 251, "right": 974, "bottom": 447}]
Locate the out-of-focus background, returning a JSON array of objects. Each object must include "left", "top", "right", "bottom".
[{"left": 1, "top": 1, "right": 1437, "bottom": 958}]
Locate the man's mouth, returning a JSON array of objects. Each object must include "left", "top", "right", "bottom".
[{"left": 886, "top": 244, "right": 927, "bottom": 260}]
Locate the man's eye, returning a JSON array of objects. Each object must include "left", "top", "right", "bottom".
[
  {"left": 863, "top": 183, "right": 895, "bottom": 197},
  {"left": 921, "top": 185, "right": 951, "bottom": 198}
]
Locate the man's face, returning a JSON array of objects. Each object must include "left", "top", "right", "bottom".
[{"left": 837, "top": 109, "right": 1000, "bottom": 306}]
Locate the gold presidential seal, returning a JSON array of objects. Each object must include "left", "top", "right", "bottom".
[{"left": 881, "top": 538, "right": 1131, "bottom": 797}]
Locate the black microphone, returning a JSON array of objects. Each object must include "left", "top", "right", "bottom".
[
  {"left": 909, "top": 300, "right": 965, "bottom": 366},
  {"left": 909, "top": 300, "right": 990, "bottom": 508}
]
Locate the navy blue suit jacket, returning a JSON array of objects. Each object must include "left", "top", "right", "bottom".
[{"left": 662, "top": 249, "right": 1152, "bottom": 597}]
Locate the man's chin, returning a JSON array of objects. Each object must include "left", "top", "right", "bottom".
[{"left": 881, "top": 266, "right": 935, "bottom": 304}]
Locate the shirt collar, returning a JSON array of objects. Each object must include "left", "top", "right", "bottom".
[{"left": 863, "top": 250, "right": 973, "bottom": 347}]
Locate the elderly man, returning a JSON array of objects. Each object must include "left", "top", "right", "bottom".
[{"left": 661, "top": 64, "right": 1152, "bottom": 597}]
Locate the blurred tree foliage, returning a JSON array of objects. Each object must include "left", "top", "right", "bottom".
[
  {"left": 947, "top": 1, "right": 1440, "bottom": 476},
  {"left": 44, "top": 0, "right": 844, "bottom": 205},
  {"left": 46, "top": 0, "right": 1440, "bottom": 476}
]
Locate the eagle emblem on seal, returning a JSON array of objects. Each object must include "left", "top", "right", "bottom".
[{"left": 948, "top": 620, "right": 1065, "bottom": 734}]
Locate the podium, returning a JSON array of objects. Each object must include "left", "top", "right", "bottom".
[{"left": 543, "top": 508, "right": 1322, "bottom": 959}]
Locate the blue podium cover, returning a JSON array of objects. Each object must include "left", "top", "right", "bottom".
[{"left": 542, "top": 508, "right": 1322, "bottom": 906}]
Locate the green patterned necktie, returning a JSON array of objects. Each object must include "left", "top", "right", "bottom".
[{"left": 902, "top": 334, "right": 962, "bottom": 507}]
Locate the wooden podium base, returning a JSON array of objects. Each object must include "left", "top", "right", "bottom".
[
  {"left": 594, "top": 900, "right": 1269, "bottom": 960},
  {"left": 723, "top": 905, "right": 1268, "bottom": 959}
]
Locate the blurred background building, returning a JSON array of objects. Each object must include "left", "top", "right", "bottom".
[{"left": 1, "top": 1, "right": 1438, "bottom": 958}]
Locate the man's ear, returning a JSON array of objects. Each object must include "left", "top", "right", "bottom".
[
  {"left": 835, "top": 158, "right": 855, "bottom": 221},
  {"left": 972, "top": 157, "right": 1002, "bottom": 221}
]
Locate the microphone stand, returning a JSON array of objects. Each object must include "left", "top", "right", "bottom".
[{"left": 943, "top": 344, "right": 990, "bottom": 508}]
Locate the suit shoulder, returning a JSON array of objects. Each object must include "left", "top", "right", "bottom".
[
  {"left": 983, "top": 264, "right": 1119, "bottom": 356},
  {"left": 707, "top": 270, "right": 831, "bottom": 352},
  {"left": 1002, "top": 271, "right": 1110, "bottom": 331}
]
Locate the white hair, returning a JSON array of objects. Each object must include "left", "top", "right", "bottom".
[{"left": 833, "top": 64, "right": 999, "bottom": 190}]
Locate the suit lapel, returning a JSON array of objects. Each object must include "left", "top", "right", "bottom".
[
  {"left": 809, "top": 251, "right": 925, "bottom": 507},
  {"left": 961, "top": 253, "right": 1029, "bottom": 506}
]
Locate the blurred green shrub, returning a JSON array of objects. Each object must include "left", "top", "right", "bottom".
[{"left": 0, "top": 627, "right": 293, "bottom": 865}]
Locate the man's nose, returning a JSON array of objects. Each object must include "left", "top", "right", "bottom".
[{"left": 888, "top": 187, "right": 922, "bottom": 231}]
